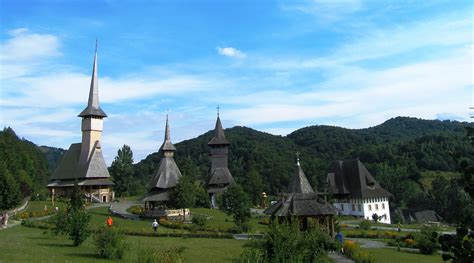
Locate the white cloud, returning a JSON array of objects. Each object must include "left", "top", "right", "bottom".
[
  {"left": 0, "top": 28, "right": 61, "bottom": 79},
  {"left": 216, "top": 46, "right": 246, "bottom": 58},
  {"left": 224, "top": 47, "right": 472, "bottom": 127},
  {"left": 1, "top": 28, "right": 60, "bottom": 62}
]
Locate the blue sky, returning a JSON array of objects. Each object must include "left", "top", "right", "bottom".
[{"left": 0, "top": 0, "right": 473, "bottom": 163}]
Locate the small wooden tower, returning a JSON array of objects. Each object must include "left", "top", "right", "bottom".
[
  {"left": 142, "top": 116, "right": 183, "bottom": 212},
  {"left": 207, "top": 109, "right": 235, "bottom": 208}
]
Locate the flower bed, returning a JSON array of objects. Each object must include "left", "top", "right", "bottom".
[
  {"left": 345, "top": 230, "right": 400, "bottom": 239},
  {"left": 343, "top": 240, "right": 375, "bottom": 263}
]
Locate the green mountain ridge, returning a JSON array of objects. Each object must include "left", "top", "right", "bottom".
[
  {"left": 2, "top": 117, "right": 472, "bottom": 212},
  {"left": 132, "top": 117, "right": 473, "bottom": 211}
]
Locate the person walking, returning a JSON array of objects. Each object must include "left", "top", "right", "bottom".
[
  {"left": 152, "top": 219, "right": 159, "bottom": 233},
  {"left": 107, "top": 216, "right": 113, "bottom": 227},
  {"left": 2, "top": 211, "right": 9, "bottom": 229},
  {"left": 335, "top": 231, "right": 344, "bottom": 253}
]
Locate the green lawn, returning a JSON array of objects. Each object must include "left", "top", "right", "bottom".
[
  {"left": 0, "top": 225, "right": 246, "bottom": 262},
  {"left": 191, "top": 208, "right": 269, "bottom": 233},
  {"left": 87, "top": 207, "right": 187, "bottom": 234},
  {"left": 367, "top": 248, "right": 444, "bottom": 263},
  {"left": 23, "top": 200, "right": 67, "bottom": 214}
]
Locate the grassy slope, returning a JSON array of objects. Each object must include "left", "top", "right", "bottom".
[
  {"left": 0, "top": 226, "right": 245, "bottom": 262},
  {"left": 367, "top": 248, "right": 443, "bottom": 263}
]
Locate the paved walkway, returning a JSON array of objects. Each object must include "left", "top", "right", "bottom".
[
  {"left": 328, "top": 252, "right": 355, "bottom": 263},
  {"left": 109, "top": 200, "right": 140, "bottom": 220},
  {"left": 348, "top": 238, "right": 419, "bottom": 252},
  {"left": 0, "top": 198, "right": 30, "bottom": 230}
]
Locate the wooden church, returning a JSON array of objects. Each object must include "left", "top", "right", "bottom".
[{"left": 47, "top": 45, "right": 114, "bottom": 203}]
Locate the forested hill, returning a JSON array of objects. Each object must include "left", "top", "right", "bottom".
[
  {"left": 0, "top": 127, "right": 51, "bottom": 209},
  {"left": 133, "top": 117, "right": 474, "bottom": 210},
  {"left": 39, "top": 146, "right": 67, "bottom": 173}
]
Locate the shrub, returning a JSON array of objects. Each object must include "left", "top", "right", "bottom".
[
  {"left": 19, "top": 212, "right": 29, "bottom": 219},
  {"left": 383, "top": 231, "right": 399, "bottom": 239},
  {"left": 191, "top": 214, "right": 207, "bottom": 227},
  {"left": 94, "top": 226, "right": 128, "bottom": 260},
  {"left": 51, "top": 209, "right": 69, "bottom": 235},
  {"left": 228, "top": 222, "right": 252, "bottom": 234},
  {"left": 366, "top": 231, "right": 379, "bottom": 238},
  {"left": 127, "top": 206, "right": 144, "bottom": 215},
  {"left": 136, "top": 246, "right": 185, "bottom": 263},
  {"left": 404, "top": 238, "right": 415, "bottom": 247},
  {"left": 415, "top": 229, "right": 438, "bottom": 255},
  {"left": 259, "top": 217, "right": 270, "bottom": 225},
  {"left": 67, "top": 208, "right": 91, "bottom": 246},
  {"left": 359, "top": 220, "right": 371, "bottom": 230},
  {"left": 237, "top": 221, "right": 335, "bottom": 262}
]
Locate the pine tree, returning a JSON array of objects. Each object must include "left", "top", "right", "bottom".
[
  {"left": 109, "top": 145, "right": 134, "bottom": 197},
  {"left": 169, "top": 175, "right": 196, "bottom": 208},
  {"left": 221, "top": 184, "right": 251, "bottom": 226}
]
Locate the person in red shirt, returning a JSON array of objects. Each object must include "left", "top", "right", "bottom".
[{"left": 107, "top": 216, "right": 113, "bottom": 227}]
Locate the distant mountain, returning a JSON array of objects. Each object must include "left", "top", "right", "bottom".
[{"left": 39, "top": 146, "right": 66, "bottom": 173}]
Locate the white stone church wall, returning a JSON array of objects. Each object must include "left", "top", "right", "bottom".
[{"left": 333, "top": 197, "right": 391, "bottom": 224}]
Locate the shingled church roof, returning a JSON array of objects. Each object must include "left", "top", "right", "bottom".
[
  {"left": 264, "top": 193, "right": 337, "bottom": 217},
  {"left": 148, "top": 157, "right": 182, "bottom": 189},
  {"left": 49, "top": 141, "right": 111, "bottom": 181},
  {"left": 209, "top": 167, "right": 235, "bottom": 185},
  {"left": 148, "top": 117, "right": 182, "bottom": 191},
  {"left": 78, "top": 42, "right": 107, "bottom": 118},
  {"left": 327, "top": 159, "right": 391, "bottom": 199},
  {"left": 288, "top": 158, "right": 315, "bottom": 194}
]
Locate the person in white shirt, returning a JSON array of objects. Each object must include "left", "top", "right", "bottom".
[{"left": 152, "top": 219, "right": 159, "bottom": 233}]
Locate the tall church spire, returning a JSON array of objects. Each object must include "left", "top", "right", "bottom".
[
  {"left": 160, "top": 115, "right": 176, "bottom": 152},
  {"left": 78, "top": 41, "right": 107, "bottom": 118}
]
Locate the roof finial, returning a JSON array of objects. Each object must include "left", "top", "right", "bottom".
[
  {"left": 217, "top": 105, "right": 220, "bottom": 117},
  {"left": 95, "top": 38, "right": 98, "bottom": 53},
  {"left": 296, "top": 152, "right": 300, "bottom": 166}
]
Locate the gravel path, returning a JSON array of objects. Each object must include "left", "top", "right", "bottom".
[{"left": 109, "top": 200, "right": 141, "bottom": 220}]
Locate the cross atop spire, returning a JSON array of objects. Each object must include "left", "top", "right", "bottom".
[
  {"left": 217, "top": 105, "right": 220, "bottom": 117},
  {"left": 78, "top": 42, "right": 107, "bottom": 118}
]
